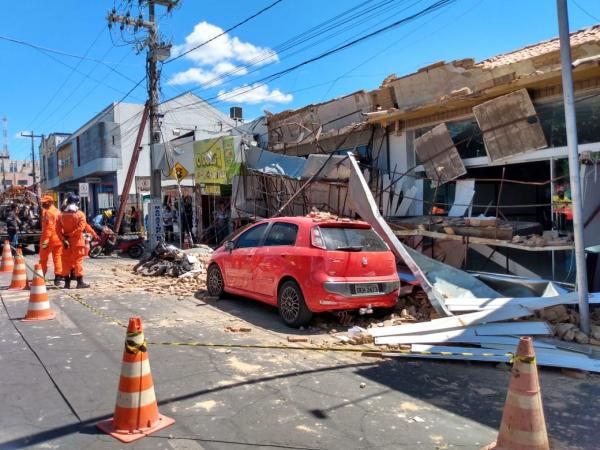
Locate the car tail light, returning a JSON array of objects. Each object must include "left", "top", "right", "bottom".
[{"left": 311, "top": 226, "right": 326, "bottom": 249}]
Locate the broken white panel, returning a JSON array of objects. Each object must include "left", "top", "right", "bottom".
[
  {"left": 444, "top": 292, "right": 600, "bottom": 313},
  {"left": 368, "top": 293, "right": 580, "bottom": 338},
  {"left": 414, "top": 123, "right": 467, "bottom": 185},
  {"left": 381, "top": 351, "right": 510, "bottom": 364},
  {"left": 373, "top": 321, "right": 551, "bottom": 345},
  {"left": 397, "top": 186, "right": 417, "bottom": 217},
  {"left": 448, "top": 179, "right": 475, "bottom": 217},
  {"left": 400, "top": 344, "right": 600, "bottom": 373},
  {"left": 382, "top": 173, "right": 391, "bottom": 216},
  {"left": 473, "top": 88, "right": 547, "bottom": 162}
]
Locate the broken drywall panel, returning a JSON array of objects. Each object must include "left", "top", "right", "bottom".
[
  {"left": 448, "top": 179, "right": 475, "bottom": 217},
  {"left": 414, "top": 123, "right": 467, "bottom": 185},
  {"left": 473, "top": 89, "right": 547, "bottom": 162},
  {"left": 374, "top": 331, "right": 554, "bottom": 347}
]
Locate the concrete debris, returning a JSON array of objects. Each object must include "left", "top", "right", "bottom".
[
  {"left": 287, "top": 336, "right": 309, "bottom": 343},
  {"left": 133, "top": 243, "right": 213, "bottom": 278},
  {"left": 225, "top": 326, "right": 252, "bottom": 333}
]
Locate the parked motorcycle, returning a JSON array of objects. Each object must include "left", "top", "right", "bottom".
[{"left": 89, "top": 226, "right": 145, "bottom": 259}]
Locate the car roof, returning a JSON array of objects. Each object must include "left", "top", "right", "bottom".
[{"left": 258, "top": 216, "right": 371, "bottom": 228}]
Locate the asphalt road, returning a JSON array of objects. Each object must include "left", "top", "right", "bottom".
[{"left": 0, "top": 256, "right": 599, "bottom": 449}]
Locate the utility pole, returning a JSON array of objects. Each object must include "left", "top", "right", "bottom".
[
  {"left": 107, "top": 0, "right": 177, "bottom": 247},
  {"left": 1, "top": 117, "right": 8, "bottom": 192},
  {"left": 557, "top": 0, "right": 590, "bottom": 334},
  {"left": 20, "top": 131, "right": 42, "bottom": 197}
]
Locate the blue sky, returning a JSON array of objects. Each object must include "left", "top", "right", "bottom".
[{"left": 1, "top": 0, "right": 599, "bottom": 159}]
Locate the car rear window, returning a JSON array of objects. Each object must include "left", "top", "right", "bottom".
[{"left": 319, "top": 226, "right": 388, "bottom": 252}]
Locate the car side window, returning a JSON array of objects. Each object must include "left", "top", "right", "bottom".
[
  {"left": 235, "top": 223, "right": 268, "bottom": 249},
  {"left": 264, "top": 222, "right": 298, "bottom": 246}
]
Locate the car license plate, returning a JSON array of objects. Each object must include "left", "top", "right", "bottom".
[{"left": 355, "top": 283, "right": 379, "bottom": 295}]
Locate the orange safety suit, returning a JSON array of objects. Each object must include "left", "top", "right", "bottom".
[
  {"left": 57, "top": 208, "right": 88, "bottom": 278},
  {"left": 39, "top": 204, "right": 63, "bottom": 275}
]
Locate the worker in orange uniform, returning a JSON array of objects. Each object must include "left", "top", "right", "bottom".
[
  {"left": 57, "top": 193, "right": 90, "bottom": 289},
  {"left": 39, "top": 195, "right": 64, "bottom": 286}
]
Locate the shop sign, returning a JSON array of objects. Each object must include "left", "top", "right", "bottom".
[{"left": 194, "top": 136, "right": 239, "bottom": 185}]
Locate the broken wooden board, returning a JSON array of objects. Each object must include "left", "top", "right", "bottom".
[
  {"left": 473, "top": 89, "right": 547, "bottom": 162},
  {"left": 414, "top": 123, "right": 466, "bottom": 185}
]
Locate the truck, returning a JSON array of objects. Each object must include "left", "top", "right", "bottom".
[{"left": 0, "top": 186, "right": 42, "bottom": 251}]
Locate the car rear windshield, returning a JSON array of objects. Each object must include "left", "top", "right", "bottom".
[{"left": 319, "top": 226, "right": 388, "bottom": 252}]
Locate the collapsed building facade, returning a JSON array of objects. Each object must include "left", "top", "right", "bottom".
[{"left": 232, "top": 24, "right": 600, "bottom": 291}]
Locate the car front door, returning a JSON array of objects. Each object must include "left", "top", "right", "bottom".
[
  {"left": 253, "top": 222, "right": 299, "bottom": 299},
  {"left": 225, "top": 223, "right": 268, "bottom": 291}
]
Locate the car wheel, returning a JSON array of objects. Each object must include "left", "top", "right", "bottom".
[
  {"left": 278, "top": 280, "right": 312, "bottom": 327},
  {"left": 207, "top": 264, "right": 225, "bottom": 298}
]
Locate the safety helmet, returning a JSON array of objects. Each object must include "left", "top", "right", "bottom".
[
  {"left": 103, "top": 209, "right": 113, "bottom": 218},
  {"left": 66, "top": 192, "right": 80, "bottom": 205}
]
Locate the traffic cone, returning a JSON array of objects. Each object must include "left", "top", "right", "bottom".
[
  {"left": 483, "top": 337, "right": 549, "bottom": 450},
  {"left": 8, "top": 250, "right": 28, "bottom": 290},
  {"left": 97, "top": 317, "right": 174, "bottom": 443},
  {"left": 22, "top": 264, "right": 55, "bottom": 321},
  {"left": 1, "top": 240, "right": 13, "bottom": 273}
]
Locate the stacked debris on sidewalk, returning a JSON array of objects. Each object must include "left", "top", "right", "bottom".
[{"left": 133, "top": 242, "right": 213, "bottom": 277}]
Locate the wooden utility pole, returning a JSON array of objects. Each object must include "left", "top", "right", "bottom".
[{"left": 107, "top": 0, "right": 177, "bottom": 245}]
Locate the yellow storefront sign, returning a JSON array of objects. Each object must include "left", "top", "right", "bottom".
[{"left": 194, "top": 136, "right": 239, "bottom": 185}]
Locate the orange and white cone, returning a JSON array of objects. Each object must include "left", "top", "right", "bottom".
[
  {"left": 483, "top": 336, "right": 549, "bottom": 450},
  {"left": 1, "top": 240, "right": 14, "bottom": 273},
  {"left": 97, "top": 317, "right": 174, "bottom": 443},
  {"left": 8, "top": 250, "right": 28, "bottom": 290},
  {"left": 22, "top": 264, "right": 55, "bottom": 321}
]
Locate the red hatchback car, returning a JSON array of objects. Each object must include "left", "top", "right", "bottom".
[{"left": 206, "top": 216, "right": 400, "bottom": 327}]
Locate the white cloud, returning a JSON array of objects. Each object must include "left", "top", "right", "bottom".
[
  {"left": 168, "top": 64, "right": 248, "bottom": 87},
  {"left": 217, "top": 84, "right": 293, "bottom": 105},
  {"left": 14, "top": 132, "right": 29, "bottom": 139},
  {"left": 171, "top": 21, "right": 278, "bottom": 67}
]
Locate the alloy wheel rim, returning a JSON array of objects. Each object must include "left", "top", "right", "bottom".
[
  {"left": 208, "top": 269, "right": 223, "bottom": 294},
  {"left": 280, "top": 286, "right": 300, "bottom": 322}
]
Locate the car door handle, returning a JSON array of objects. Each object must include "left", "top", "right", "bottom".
[{"left": 280, "top": 254, "right": 287, "bottom": 258}]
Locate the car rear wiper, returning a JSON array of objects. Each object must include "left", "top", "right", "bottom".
[{"left": 334, "top": 245, "right": 363, "bottom": 251}]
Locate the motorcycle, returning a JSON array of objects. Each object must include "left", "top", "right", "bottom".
[{"left": 89, "top": 226, "right": 145, "bottom": 259}]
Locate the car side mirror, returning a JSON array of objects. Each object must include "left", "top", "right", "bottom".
[{"left": 224, "top": 240, "right": 235, "bottom": 252}]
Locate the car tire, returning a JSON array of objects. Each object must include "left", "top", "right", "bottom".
[
  {"left": 207, "top": 264, "right": 225, "bottom": 298},
  {"left": 127, "top": 244, "right": 144, "bottom": 259},
  {"left": 277, "top": 280, "right": 312, "bottom": 328}
]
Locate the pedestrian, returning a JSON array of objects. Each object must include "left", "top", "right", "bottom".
[
  {"left": 130, "top": 206, "right": 140, "bottom": 232},
  {"left": 181, "top": 196, "right": 194, "bottom": 235},
  {"left": 6, "top": 203, "right": 21, "bottom": 252},
  {"left": 163, "top": 205, "right": 174, "bottom": 242},
  {"left": 38, "top": 195, "right": 64, "bottom": 286},
  {"left": 57, "top": 193, "right": 90, "bottom": 289}
]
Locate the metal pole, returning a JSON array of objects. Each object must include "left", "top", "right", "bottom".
[{"left": 557, "top": 0, "right": 590, "bottom": 334}]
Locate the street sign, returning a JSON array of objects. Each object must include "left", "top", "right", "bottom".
[
  {"left": 149, "top": 198, "right": 164, "bottom": 248},
  {"left": 79, "top": 182, "right": 89, "bottom": 197},
  {"left": 170, "top": 162, "right": 189, "bottom": 183}
]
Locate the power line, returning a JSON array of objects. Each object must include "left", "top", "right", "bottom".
[
  {"left": 0, "top": 33, "right": 140, "bottom": 67},
  {"left": 165, "top": 0, "right": 285, "bottom": 64},
  {"left": 165, "top": 0, "right": 456, "bottom": 111},
  {"left": 572, "top": 0, "right": 600, "bottom": 22}
]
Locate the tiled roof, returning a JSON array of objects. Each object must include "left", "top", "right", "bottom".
[{"left": 478, "top": 24, "right": 600, "bottom": 68}]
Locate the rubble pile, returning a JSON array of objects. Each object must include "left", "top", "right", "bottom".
[
  {"left": 133, "top": 243, "right": 213, "bottom": 278},
  {"left": 538, "top": 304, "right": 600, "bottom": 345}
]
